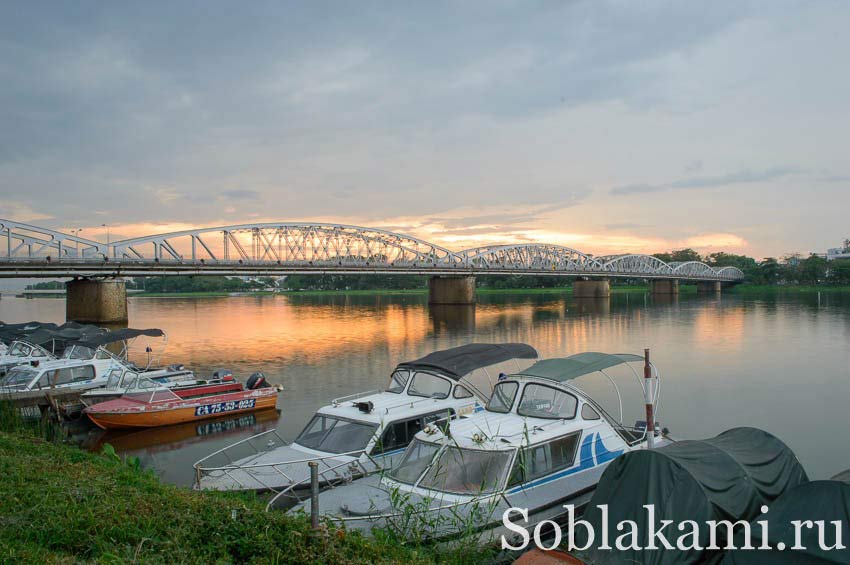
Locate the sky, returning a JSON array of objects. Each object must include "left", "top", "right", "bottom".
[{"left": 1, "top": 0, "right": 848, "bottom": 260}]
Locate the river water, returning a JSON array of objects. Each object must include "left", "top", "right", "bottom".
[{"left": 2, "top": 290, "right": 848, "bottom": 485}]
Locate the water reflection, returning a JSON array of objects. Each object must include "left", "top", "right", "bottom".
[
  {"left": 429, "top": 304, "right": 476, "bottom": 334},
  {"left": 1, "top": 290, "right": 849, "bottom": 484}
]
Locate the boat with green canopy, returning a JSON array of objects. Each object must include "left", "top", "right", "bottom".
[{"left": 282, "top": 349, "right": 671, "bottom": 543}]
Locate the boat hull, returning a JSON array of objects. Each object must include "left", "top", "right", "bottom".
[{"left": 85, "top": 389, "right": 278, "bottom": 430}]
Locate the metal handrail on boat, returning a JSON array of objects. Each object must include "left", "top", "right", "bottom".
[
  {"left": 193, "top": 428, "right": 290, "bottom": 487},
  {"left": 331, "top": 389, "right": 382, "bottom": 406},
  {"left": 194, "top": 440, "right": 376, "bottom": 492},
  {"left": 382, "top": 395, "right": 446, "bottom": 415},
  {"left": 325, "top": 489, "right": 503, "bottom": 524},
  {"left": 265, "top": 452, "right": 383, "bottom": 510}
]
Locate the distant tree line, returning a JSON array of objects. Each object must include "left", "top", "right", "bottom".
[
  {"left": 125, "top": 276, "right": 277, "bottom": 293},
  {"left": 652, "top": 248, "right": 850, "bottom": 285},
  {"left": 24, "top": 281, "right": 65, "bottom": 290},
  {"left": 280, "top": 274, "right": 427, "bottom": 291}
]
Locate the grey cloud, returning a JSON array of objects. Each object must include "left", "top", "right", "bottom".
[
  {"left": 605, "top": 223, "right": 649, "bottom": 230},
  {"left": 610, "top": 167, "right": 799, "bottom": 196},
  {"left": 219, "top": 189, "right": 260, "bottom": 199},
  {"left": 0, "top": 2, "right": 754, "bottom": 228}
]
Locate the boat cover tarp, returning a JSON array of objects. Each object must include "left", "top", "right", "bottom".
[
  {"left": 577, "top": 427, "right": 808, "bottom": 564},
  {"left": 0, "top": 321, "right": 59, "bottom": 342},
  {"left": 517, "top": 352, "right": 644, "bottom": 382},
  {"left": 73, "top": 328, "right": 164, "bottom": 348},
  {"left": 397, "top": 343, "right": 538, "bottom": 379},
  {"left": 24, "top": 325, "right": 107, "bottom": 347},
  {"left": 721, "top": 480, "right": 850, "bottom": 564}
]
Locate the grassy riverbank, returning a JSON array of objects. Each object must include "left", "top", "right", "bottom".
[
  {"left": 133, "top": 290, "right": 278, "bottom": 298},
  {"left": 729, "top": 284, "right": 850, "bottom": 293},
  {"left": 0, "top": 416, "right": 490, "bottom": 563}
]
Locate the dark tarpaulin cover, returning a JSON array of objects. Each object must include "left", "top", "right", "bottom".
[
  {"left": 721, "top": 480, "right": 850, "bottom": 564},
  {"left": 24, "top": 325, "right": 107, "bottom": 347},
  {"left": 577, "top": 427, "right": 808, "bottom": 564},
  {"left": 73, "top": 328, "right": 164, "bottom": 348},
  {"left": 0, "top": 321, "right": 59, "bottom": 342},
  {"left": 397, "top": 343, "right": 537, "bottom": 379}
]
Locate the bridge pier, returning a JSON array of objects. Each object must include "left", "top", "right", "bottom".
[
  {"left": 66, "top": 279, "right": 128, "bottom": 324},
  {"left": 697, "top": 281, "right": 722, "bottom": 294},
  {"left": 650, "top": 279, "right": 679, "bottom": 295},
  {"left": 572, "top": 279, "right": 611, "bottom": 298},
  {"left": 428, "top": 276, "right": 475, "bottom": 305}
]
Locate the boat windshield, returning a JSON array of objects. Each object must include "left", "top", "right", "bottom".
[
  {"left": 295, "top": 414, "right": 378, "bottom": 454},
  {"left": 386, "top": 369, "right": 410, "bottom": 394},
  {"left": 7, "top": 342, "right": 32, "bottom": 357},
  {"left": 0, "top": 367, "right": 39, "bottom": 389},
  {"left": 105, "top": 368, "right": 125, "bottom": 389},
  {"left": 487, "top": 381, "right": 518, "bottom": 413},
  {"left": 122, "top": 377, "right": 181, "bottom": 403},
  {"left": 388, "top": 439, "right": 441, "bottom": 484},
  {"left": 62, "top": 345, "right": 96, "bottom": 360},
  {"left": 417, "top": 445, "right": 513, "bottom": 495}
]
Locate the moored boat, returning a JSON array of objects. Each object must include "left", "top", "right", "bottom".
[
  {"left": 80, "top": 368, "right": 233, "bottom": 406},
  {"left": 83, "top": 373, "right": 279, "bottom": 429}
]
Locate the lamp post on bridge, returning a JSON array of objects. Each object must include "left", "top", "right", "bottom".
[{"left": 70, "top": 228, "right": 82, "bottom": 257}]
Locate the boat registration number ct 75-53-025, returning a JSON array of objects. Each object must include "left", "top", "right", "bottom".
[{"left": 195, "top": 398, "right": 256, "bottom": 416}]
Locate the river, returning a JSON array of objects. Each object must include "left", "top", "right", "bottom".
[{"left": 2, "top": 290, "right": 848, "bottom": 485}]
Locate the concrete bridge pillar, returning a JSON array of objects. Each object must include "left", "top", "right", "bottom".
[
  {"left": 697, "top": 281, "right": 722, "bottom": 294},
  {"left": 428, "top": 276, "right": 476, "bottom": 305},
  {"left": 650, "top": 279, "right": 679, "bottom": 295},
  {"left": 66, "top": 279, "right": 128, "bottom": 324},
  {"left": 572, "top": 279, "right": 611, "bottom": 298}
]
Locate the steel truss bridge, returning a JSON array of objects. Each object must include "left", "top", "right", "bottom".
[{"left": 0, "top": 219, "right": 744, "bottom": 282}]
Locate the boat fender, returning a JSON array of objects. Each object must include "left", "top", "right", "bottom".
[{"left": 246, "top": 372, "right": 269, "bottom": 389}]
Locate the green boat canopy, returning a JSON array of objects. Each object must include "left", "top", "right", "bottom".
[{"left": 515, "top": 352, "right": 645, "bottom": 382}]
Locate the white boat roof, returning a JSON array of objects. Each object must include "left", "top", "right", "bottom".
[
  {"left": 414, "top": 408, "right": 590, "bottom": 450},
  {"left": 316, "top": 390, "right": 466, "bottom": 425}
]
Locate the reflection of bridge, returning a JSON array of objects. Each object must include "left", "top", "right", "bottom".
[{"left": 0, "top": 219, "right": 743, "bottom": 321}]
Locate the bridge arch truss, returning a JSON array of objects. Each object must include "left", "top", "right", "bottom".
[{"left": 0, "top": 219, "right": 744, "bottom": 282}]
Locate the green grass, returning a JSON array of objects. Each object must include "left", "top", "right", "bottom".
[
  {"left": 0, "top": 404, "right": 491, "bottom": 563},
  {"left": 280, "top": 289, "right": 428, "bottom": 296},
  {"left": 133, "top": 290, "right": 277, "bottom": 298},
  {"left": 729, "top": 284, "right": 850, "bottom": 293}
]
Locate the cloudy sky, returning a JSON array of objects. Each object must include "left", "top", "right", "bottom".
[{"left": 1, "top": 1, "right": 848, "bottom": 259}]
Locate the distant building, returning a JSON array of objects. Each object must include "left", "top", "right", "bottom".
[{"left": 826, "top": 239, "right": 850, "bottom": 261}]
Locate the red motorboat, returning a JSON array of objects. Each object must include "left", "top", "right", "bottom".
[{"left": 84, "top": 373, "right": 280, "bottom": 430}]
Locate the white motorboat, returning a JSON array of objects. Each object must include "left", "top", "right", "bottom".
[
  {"left": 285, "top": 351, "right": 671, "bottom": 543},
  {"left": 0, "top": 322, "right": 106, "bottom": 376},
  {"left": 0, "top": 328, "right": 192, "bottom": 398},
  {"left": 0, "top": 340, "right": 56, "bottom": 376},
  {"left": 193, "top": 343, "right": 539, "bottom": 493}
]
